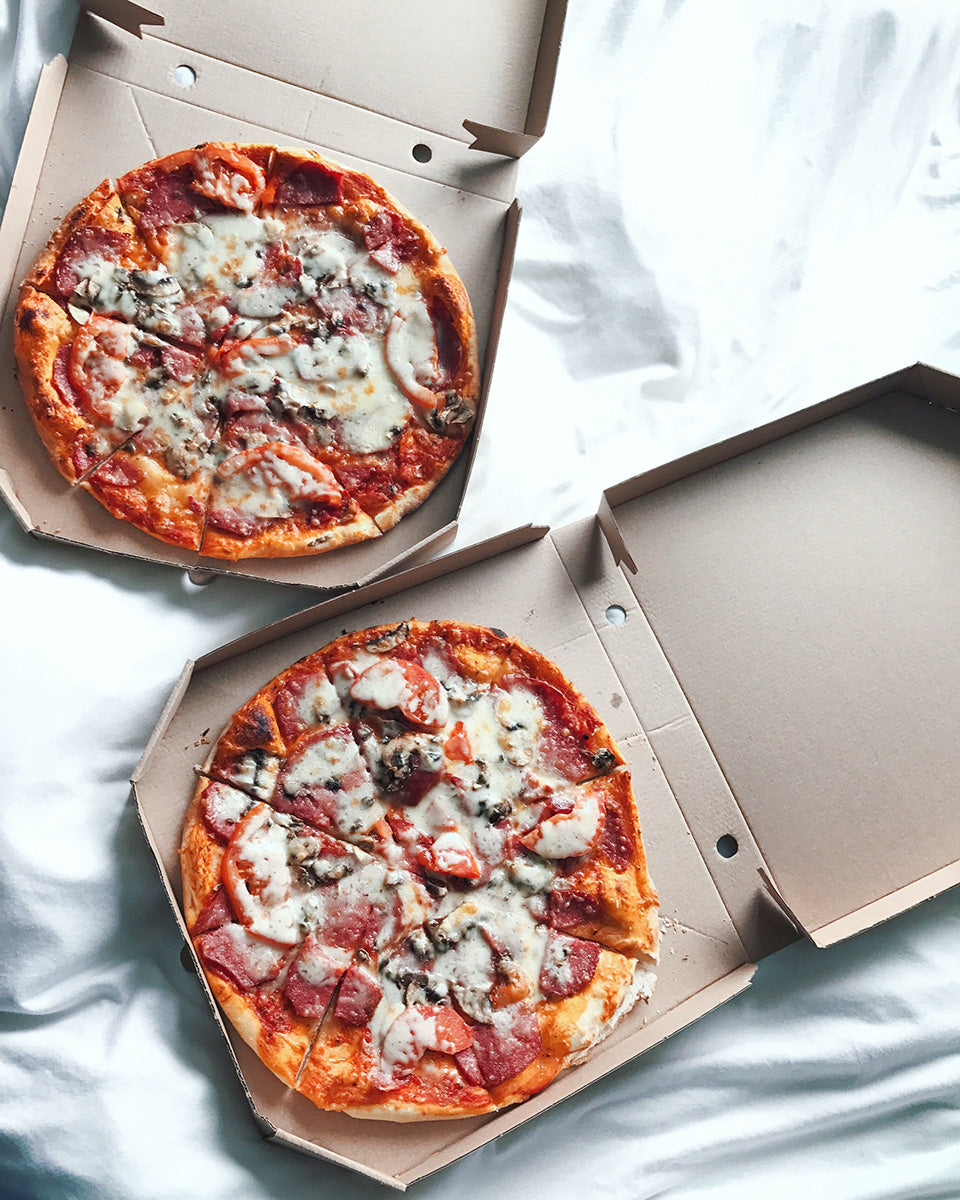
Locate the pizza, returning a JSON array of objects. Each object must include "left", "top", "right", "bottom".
[
  {"left": 179, "top": 621, "right": 659, "bottom": 1118},
  {"left": 14, "top": 143, "right": 478, "bottom": 559}
]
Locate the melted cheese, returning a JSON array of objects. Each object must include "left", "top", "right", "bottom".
[
  {"left": 214, "top": 446, "right": 340, "bottom": 519},
  {"left": 167, "top": 213, "right": 284, "bottom": 294},
  {"left": 384, "top": 298, "right": 440, "bottom": 399},
  {"left": 525, "top": 790, "right": 603, "bottom": 859}
]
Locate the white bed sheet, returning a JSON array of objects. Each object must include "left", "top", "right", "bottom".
[{"left": 3, "top": 2, "right": 960, "bottom": 1196}]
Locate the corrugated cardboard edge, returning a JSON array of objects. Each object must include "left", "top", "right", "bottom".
[
  {"left": 462, "top": 123, "right": 538, "bottom": 158},
  {"left": 603, "top": 364, "right": 929, "bottom": 509},
  {"left": 475, "top": 200, "right": 520, "bottom": 414},
  {"left": 462, "top": 0, "right": 567, "bottom": 154},
  {"left": 396, "top": 963, "right": 757, "bottom": 1188},
  {"left": 87, "top": 0, "right": 562, "bottom": 156},
  {"left": 0, "top": 55, "right": 68, "bottom": 326},
  {"left": 524, "top": 0, "right": 568, "bottom": 138},
  {"left": 266, "top": 1128, "right": 406, "bottom": 1191},
  {"left": 0, "top": 469, "right": 33, "bottom": 534},
  {"left": 131, "top": 659, "right": 196, "bottom": 784},
  {"left": 762, "top": 863, "right": 960, "bottom": 949}
]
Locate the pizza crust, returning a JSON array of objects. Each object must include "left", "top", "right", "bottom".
[
  {"left": 81, "top": 440, "right": 212, "bottom": 551},
  {"left": 199, "top": 502, "right": 380, "bottom": 561},
  {"left": 13, "top": 286, "right": 112, "bottom": 484}
]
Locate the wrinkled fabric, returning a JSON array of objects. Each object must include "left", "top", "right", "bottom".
[{"left": 3, "top": 2, "right": 960, "bottom": 1197}]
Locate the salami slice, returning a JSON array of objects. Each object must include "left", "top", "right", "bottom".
[{"left": 464, "top": 1007, "right": 542, "bottom": 1089}]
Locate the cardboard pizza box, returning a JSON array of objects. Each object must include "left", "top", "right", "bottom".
[
  {"left": 0, "top": 0, "right": 566, "bottom": 588},
  {"left": 133, "top": 361, "right": 960, "bottom": 1186}
]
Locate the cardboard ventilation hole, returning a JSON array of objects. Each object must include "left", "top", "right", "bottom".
[
  {"left": 134, "top": 363, "right": 960, "bottom": 1185},
  {"left": 0, "top": 0, "right": 567, "bottom": 588}
]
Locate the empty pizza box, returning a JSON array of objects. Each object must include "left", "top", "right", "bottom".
[
  {"left": 134, "top": 362, "right": 960, "bottom": 1186},
  {"left": 0, "top": 0, "right": 566, "bottom": 588}
]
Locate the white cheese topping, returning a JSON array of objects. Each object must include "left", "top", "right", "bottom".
[
  {"left": 525, "top": 790, "right": 604, "bottom": 859},
  {"left": 214, "top": 446, "right": 340, "bottom": 520},
  {"left": 166, "top": 213, "right": 284, "bottom": 294},
  {"left": 380, "top": 1008, "right": 438, "bottom": 1074},
  {"left": 384, "top": 299, "right": 440, "bottom": 405}
]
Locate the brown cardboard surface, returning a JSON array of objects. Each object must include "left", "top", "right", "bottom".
[
  {"left": 105, "top": 0, "right": 566, "bottom": 149},
  {"left": 135, "top": 531, "right": 758, "bottom": 1185},
  {"left": 550, "top": 516, "right": 796, "bottom": 963},
  {"left": 605, "top": 377, "right": 960, "bottom": 941},
  {"left": 0, "top": 4, "right": 544, "bottom": 587}
]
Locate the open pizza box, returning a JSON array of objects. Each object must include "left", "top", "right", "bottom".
[
  {"left": 132, "top": 362, "right": 960, "bottom": 1186},
  {"left": 0, "top": 0, "right": 566, "bottom": 588}
]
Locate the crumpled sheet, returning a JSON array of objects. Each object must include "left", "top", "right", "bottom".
[{"left": 3, "top": 2, "right": 960, "bottom": 1197}]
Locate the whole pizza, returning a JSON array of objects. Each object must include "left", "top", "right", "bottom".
[
  {"left": 180, "top": 621, "right": 659, "bottom": 1118},
  {"left": 14, "top": 143, "right": 478, "bottom": 559}
]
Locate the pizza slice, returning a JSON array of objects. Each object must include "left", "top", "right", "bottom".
[
  {"left": 117, "top": 144, "right": 274, "bottom": 260},
  {"left": 297, "top": 876, "right": 649, "bottom": 1116},
  {"left": 25, "top": 176, "right": 207, "bottom": 347},
  {"left": 14, "top": 299, "right": 207, "bottom": 484},
  {"left": 537, "top": 770, "right": 660, "bottom": 961},
  {"left": 199, "top": 440, "right": 379, "bottom": 560},
  {"left": 296, "top": 928, "right": 497, "bottom": 1118},
  {"left": 181, "top": 798, "right": 429, "bottom": 1090},
  {"left": 79, "top": 346, "right": 218, "bottom": 550},
  {"left": 200, "top": 686, "right": 286, "bottom": 800},
  {"left": 464, "top": 942, "right": 651, "bottom": 1108}
]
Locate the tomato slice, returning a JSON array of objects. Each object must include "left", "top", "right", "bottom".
[
  {"left": 384, "top": 307, "right": 441, "bottom": 410},
  {"left": 190, "top": 145, "right": 265, "bottom": 212},
  {"left": 215, "top": 441, "right": 342, "bottom": 505},
  {"left": 381, "top": 1004, "right": 473, "bottom": 1072},
  {"left": 213, "top": 335, "right": 294, "bottom": 378},
  {"left": 417, "top": 831, "right": 481, "bottom": 880},
  {"left": 67, "top": 314, "right": 137, "bottom": 421},
  {"left": 221, "top": 803, "right": 301, "bottom": 946},
  {"left": 349, "top": 659, "right": 449, "bottom": 729},
  {"left": 443, "top": 721, "right": 472, "bottom": 764}
]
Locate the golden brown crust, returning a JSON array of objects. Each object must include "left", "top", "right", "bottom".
[
  {"left": 202, "top": 970, "right": 315, "bottom": 1089},
  {"left": 486, "top": 948, "right": 639, "bottom": 1109},
  {"left": 24, "top": 179, "right": 157, "bottom": 298},
  {"left": 179, "top": 776, "right": 225, "bottom": 928},
  {"left": 81, "top": 439, "right": 211, "bottom": 551},
  {"left": 199, "top": 501, "right": 380, "bottom": 562},
  {"left": 298, "top": 1018, "right": 497, "bottom": 1117},
  {"left": 13, "top": 286, "right": 112, "bottom": 484}
]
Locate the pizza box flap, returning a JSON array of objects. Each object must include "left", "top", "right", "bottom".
[
  {"left": 594, "top": 362, "right": 960, "bottom": 950},
  {"left": 79, "top": 0, "right": 567, "bottom": 155},
  {"left": 0, "top": 13, "right": 522, "bottom": 590},
  {"left": 133, "top": 520, "right": 786, "bottom": 1186}
]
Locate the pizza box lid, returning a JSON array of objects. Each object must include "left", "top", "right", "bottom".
[
  {"left": 0, "top": 0, "right": 561, "bottom": 588},
  {"left": 131, "top": 361, "right": 960, "bottom": 1185},
  {"left": 80, "top": 0, "right": 567, "bottom": 157},
  {"left": 594, "top": 360, "right": 960, "bottom": 955}
]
